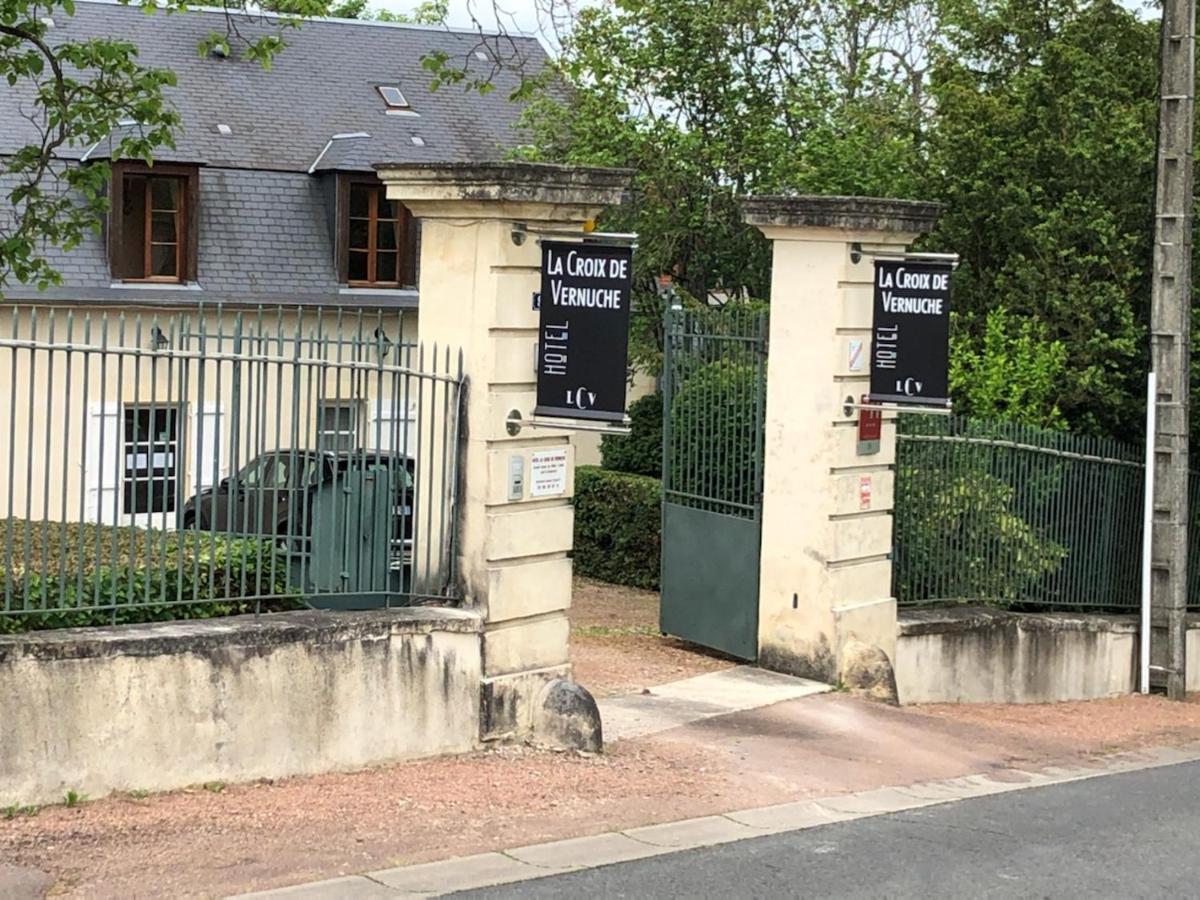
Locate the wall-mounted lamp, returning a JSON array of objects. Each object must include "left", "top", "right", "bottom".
[
  {"left": 150, "top": 326, "right": 170, "bottom": 350},
  {"left": 373, "top": 326, "right": 394, "bottom": 360}
]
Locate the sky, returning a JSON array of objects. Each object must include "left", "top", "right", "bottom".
[{"left": 372, "top": 0, "right": 575, "bottom": 44}]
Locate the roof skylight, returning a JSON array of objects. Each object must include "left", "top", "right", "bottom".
[{"left": 377, "top": 85, "right": 410, "bottom": 109}]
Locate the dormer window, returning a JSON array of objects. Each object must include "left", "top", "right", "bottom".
[
  {"left": 377, "top": 85, "right": 409, "bottom": 109},
  {"left": 108, "top": 162, "right": 199, "bottom": 283},
  {"left": 336, "top": 175, "right": 415, "bottom": 288}
]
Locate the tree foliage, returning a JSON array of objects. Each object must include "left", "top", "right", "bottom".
[
  {"left": 926, "top": 0, "right": 1158, "bottom": 441},
  {"left": 949, "top": 306, "right": 1068, "bottom": 428}
]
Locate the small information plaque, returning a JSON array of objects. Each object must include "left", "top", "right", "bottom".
[{"left": 529, "top": 449, "right": 569, "bottom": 497}]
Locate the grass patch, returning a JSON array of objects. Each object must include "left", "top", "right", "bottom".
[
  {"left": 1, "top": 804, "right": 39, "bottom": 820},
  {"left": 63, "top": 790, "right": 86, "bottom": 808}
]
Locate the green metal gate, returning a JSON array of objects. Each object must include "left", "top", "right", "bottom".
[{"left": 660, "top": 306, "right": 768, "bottom": 660}]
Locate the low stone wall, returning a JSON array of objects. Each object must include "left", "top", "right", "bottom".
[
  {"left": 0, "top": 608, "right": 482, "bottom": 805},
  {"left": 895, "top": 607, "right": 1138, "bottom": 704}
]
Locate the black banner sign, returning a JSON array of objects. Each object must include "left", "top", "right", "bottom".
[
  {"left": 535, "top": 241, "right": 634, "bottom": 422},
  {"left": 868, "top": 259, "right": 952, "bottom": 407}
]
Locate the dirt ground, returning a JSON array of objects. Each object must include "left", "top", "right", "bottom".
[
  {"left": 568, "top": 577, "right": 735, "bottom": 697},
  {"left": 7, "top": 580, "right": 1200, "bottom": 898}
]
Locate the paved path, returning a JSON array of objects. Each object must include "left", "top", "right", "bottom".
[
  {"left": 597, "top": 666, "right": 829, "bottom": 741},
  {"left": 458, "top": 758, "right": 1200, "bottom": 899}
]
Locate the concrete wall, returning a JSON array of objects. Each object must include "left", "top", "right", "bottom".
[
  {"left": 895, "top": 607, "right": 1138, "bottom": 704},
  {"left": 0, "top": 607, "right": 482, "bottom": 805}
]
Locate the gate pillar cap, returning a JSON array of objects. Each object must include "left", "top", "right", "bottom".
[
  {"left": 374, "top": 161, "right": 632, "bottom": 214},
  {"left": 740, "top": 194, "right": 942, "bottom": 237}
]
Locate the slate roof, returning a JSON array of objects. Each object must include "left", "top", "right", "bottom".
[
  {"left": 0, "top": 0, "right": 548, "bottom": 170},
  {"left": 0, "top": 1, "right": 551, "bottom": 305}
]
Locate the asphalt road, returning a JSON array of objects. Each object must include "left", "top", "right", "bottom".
[{"left": 454, "top": 761, "right": 1200, "bottom": 899}]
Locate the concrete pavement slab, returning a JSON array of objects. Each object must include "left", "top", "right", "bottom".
[
  {"left": 505, "top": 832, "right": 663, "bottom": 869},
  {"left": 931, "top": 773, "right": 1023, "bottom": 799},
  {"left": 816, "top": 786, "right": 939, "bottom": 815},
  {"left": 368, "top": 853, "right": 551, "bottom": 894},
  {"left": 599, "top": 665, "right": 830, "bottom": 741},
  {"left": 625, "top": 814, "right": 759, "bottom": 848},
  {"left": 234, "top": 875, "right": 398, "bottom": 899},
  {"left": 724, "top": 799, "right": 847, "bottom": 831}
]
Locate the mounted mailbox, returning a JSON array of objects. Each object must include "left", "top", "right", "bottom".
[
  {"left": 857, "top": 395, "right": 882, "bottom": 455},
  {"left": 868, "top": 258, "right": 952, "bottom": 408},
  {"left": 535, "top": 240, "right": 634, "bottom": 423}
]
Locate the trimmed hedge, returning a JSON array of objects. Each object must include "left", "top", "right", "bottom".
[
  {"left": 572, "top": 466, "right": 661, "bottom": 589},
  {"left": 600, "top": 391, "right": 663, "bottom": 477},
  {"left": 0, "top": 519, "right": 302, "bottom": 633}
]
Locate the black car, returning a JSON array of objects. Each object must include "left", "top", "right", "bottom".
[{"left": 181, "top": 449, "right": 415, "bottom": 560}]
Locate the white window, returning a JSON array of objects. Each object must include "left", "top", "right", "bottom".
[
  {"left": 318, "top": 401, "right": 359, "bottom": 452},
  {"left": 122, "top": 406, "right": 180, "bottom": 524}
]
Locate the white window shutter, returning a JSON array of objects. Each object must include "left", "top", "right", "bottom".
[
  {"left": 191, "top": 403, "right": 225, "bottom": 489},
  {"left": 85, "top": 402, "right": 121, "bottom": 524},
  {"left": 367, "top": 393, "right": 417, "bottom": 458}
]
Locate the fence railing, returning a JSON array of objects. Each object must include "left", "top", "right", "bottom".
[
  {"left": 892, "top": 415, "right": 1147, "bottom": 611},
  {"left": 661, "top": 306, "right": 768, "bottom": 519},
  {"left": 0, "top": 304, "right": 464, "bottom": 633}
]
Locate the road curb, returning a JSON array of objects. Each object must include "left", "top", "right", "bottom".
[{"left": 232, "top": 743, "right": 1200, "bottom": 899}]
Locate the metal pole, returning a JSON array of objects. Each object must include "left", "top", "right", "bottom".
[
  {"left": 1149, "top": 0, "right": 1193, "bottom": 700},
  {"left": 1142, "top": 371, "right": 1158, "bottom": 695}
]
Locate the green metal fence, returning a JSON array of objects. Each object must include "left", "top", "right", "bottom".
[
  {"left": 892, "top": 415, "right": 1146, "bottom": 611},
  {"left": 0, "top": 304, "right": 465, "bottom": 633},
  {"left": 661, "top": 306, "right": 768, "bottom": 517}
]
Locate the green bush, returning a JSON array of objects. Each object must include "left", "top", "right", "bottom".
[
  {"left": 572, "top": 466, "right": 661, "bottom": 589},
  {"left": 600, "top": 391, "right": 663, "bottom": 477},
  {"left": 0, "top": 520, "right": 301, "bottom": 633}
]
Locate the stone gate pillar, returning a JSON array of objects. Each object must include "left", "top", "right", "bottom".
[
  {"left": 741, "top": 196, "right": 941, "bottom": 688},
  {"left": 376, "top": 162, "right": 630, "bottom": 742}
]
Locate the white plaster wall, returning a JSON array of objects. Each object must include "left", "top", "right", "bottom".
[
  {"left": 0, "top": 608, "right": 482, "bottom": 805},
  {"left": 895, "top": 612, "right": 1138, "bottom": 704}
]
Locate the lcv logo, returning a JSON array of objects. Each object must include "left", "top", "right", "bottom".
[{"left": 566, "top": 386, "right": 597, "bottom": 409}]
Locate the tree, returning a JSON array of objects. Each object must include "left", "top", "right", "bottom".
[
  {"left": 948, "top": 306, "right": 1068, "bottom": 427},
  {"left": 926, "top": 0, "right": 1159, "bottom": 441}
]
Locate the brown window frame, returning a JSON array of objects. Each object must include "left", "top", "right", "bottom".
[
  {"left": 337, "top": 175, "right": 415, "bottom": 289},
  {"left": 108, "top": 162, "right": 200, "bottom": 284}
]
